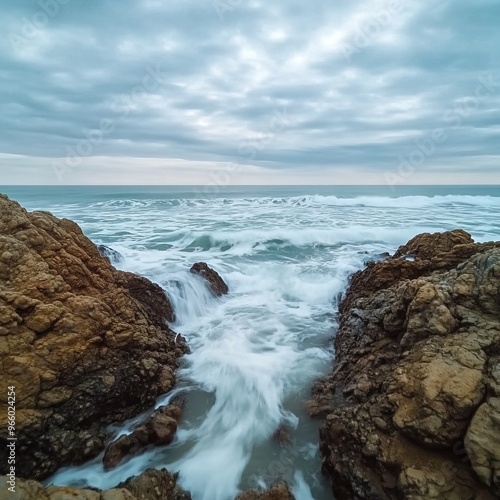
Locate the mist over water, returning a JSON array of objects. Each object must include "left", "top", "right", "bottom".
[{"left": 4, "top": 185, "right": 500, "bottom": 499}]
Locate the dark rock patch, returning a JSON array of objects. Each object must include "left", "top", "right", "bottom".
[
  {"left": 190, "top": 262, "right": 229, "bottom": 296},
  {"left": 103, "top": 400, "right": 184, "bottom": 470}
]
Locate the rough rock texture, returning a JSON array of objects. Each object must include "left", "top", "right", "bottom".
[
  {"left": 103, "top": 400, "right": 184, "bottom": 470},
  {"left": 339, "top": 229, "right": 500, "bottom": 316},
  {"left": 236, "top": 482, "right": 295, "bottom": 500},
  {"left": 190, "top": 262, "right": 229, "bottom": 296},
  {"left": 117, "top": 469, "right": 191, "bottom": 500},
  {"left": 0, "top": 195, "right": 188, "bottom": 480},
  {"left": 0, "top": 468, "right": 191, "bottom": 499},
  {"left": 316, "top": 230, "right": 500, "bottom": 499}
]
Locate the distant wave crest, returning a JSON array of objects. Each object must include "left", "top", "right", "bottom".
[{"left": 88, "top": 194, "right": 500, "bottom": 210}]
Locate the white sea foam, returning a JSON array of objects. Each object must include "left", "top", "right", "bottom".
[
  {"left": 292, "top": 471, "right": 315, "bottom": 500},
  {"left": 84, "top": 194, "right": 500, "bottom": 210},
  {"left": 282, "top": 194, "right": 500, "bottom": 208}
]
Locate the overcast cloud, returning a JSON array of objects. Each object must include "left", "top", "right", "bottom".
[{"left": 0, "top": 0, "right": 499, "bottom": 185}]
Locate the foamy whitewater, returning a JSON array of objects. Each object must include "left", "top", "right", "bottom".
[{"left": 5, "top": 185, "right": 500, "bottom": 500}]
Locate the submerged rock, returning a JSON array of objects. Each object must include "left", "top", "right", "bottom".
[
  {"left": 271, "top": 424, "right": 293, "bottom": 447},
  {"left": 0, "top": 194, "right": 188, "bottom": 480},
  {"left": 103, "top": 400, "right": 184, "bottom": 470},
  {"left": 190, "top": 262, "right": 229, "bottom": 296},
  {"left": 316, "top": 230, "right": 500, "bottom": 499},
  {"left": 0, "top": 468, "right": 191, "bottom": 499}
]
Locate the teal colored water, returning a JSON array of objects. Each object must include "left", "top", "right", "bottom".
[
  {"left": 3, "top": 184, "right": 500, "bottom": 204},
  {"left": 2, "top": 185, "right": 500, "bottom": 499}
]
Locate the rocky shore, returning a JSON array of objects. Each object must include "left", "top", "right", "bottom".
[
  {"left": 2, "top": 193, "right": 499, "bottom": 500},
  {"left": 1, "top": 469, "right": 191, "bottom": 499},
  {"left": 0, "top": 194, "right": 190, "bottom": 480},
  {"left": 314, "top": 230, "right": 500, "bottom": 499},
  {"left": 0, "top": 194, "right": 289, "bottom": 499}
]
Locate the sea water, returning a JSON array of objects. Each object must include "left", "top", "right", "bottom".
[{"left": 2, "top": 185, "right": 500, "bottom": 500}]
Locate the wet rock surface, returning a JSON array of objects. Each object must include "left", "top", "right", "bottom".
[
  {"left": 0, "top": 194, "right": 188, "bottom": 480},
  {"left": 117, "top": 469, "right": 191, "bottom": 500},
  {"left": 315, "top": 230, "right": 500, "bottom": 499},
  {"left": 190, "top": 262, "right": 229, "bottom": 296},
  {"left": 103, "top": 400, "right": 184, "bottom": 470},
  {"left": 0, "top": 468, "right": 191, "bottom": 499},
  {"left": 235, "top": 482, "right": 295, "bottom": 499}
]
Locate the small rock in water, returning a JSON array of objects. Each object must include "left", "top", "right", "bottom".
[
  {"left": 190, "top": 262, "right": 229, "bottom": 296},
  {"left": 98, "top": 244, "right": 124, "bottom": 263},
  {"left": 103, "top": 400, "right": 184, "bottom": 470},
  {"left": 271, "top": 424, "right": 293, "bottom": 447}
]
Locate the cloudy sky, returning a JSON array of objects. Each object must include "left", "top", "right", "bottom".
[{"left": 0, "top": 0, "right": 499, "bottom": 185}]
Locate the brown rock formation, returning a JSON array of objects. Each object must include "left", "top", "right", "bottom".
[
  {"left": 0, "top": 468, "right": 191, "bottom": 499},
  {"left": 236, "top": 482, "right": 295, "bottom": 500},
  {"left": 339, "top": 229, "right": 499, "bottom": 315},
  {"left": 103, "top": 400, "right": 184, "bottom": 470},
  {"left": 190, "top": 262, "right": 229, "bottom": 296},
  {"left": 0, "top": 194, "right": 188, "bottom": 480},
  {"left": 316, "top": 230, "right": 500, "bottom": 499},
  {"left": 117, "top": 469, "right": 190, "bottom": 500}
]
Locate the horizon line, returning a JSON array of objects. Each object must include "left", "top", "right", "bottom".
[{"left": 2, "top": 184, "right": 500, "bottom": 188}]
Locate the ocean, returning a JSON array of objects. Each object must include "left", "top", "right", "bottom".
[{"left": 2, "top": 185, "right": 500, "bottom": 499}]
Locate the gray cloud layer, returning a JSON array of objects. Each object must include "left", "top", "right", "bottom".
[{"left": 0, "top": 0, "right": 499, "bottom": 184}]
